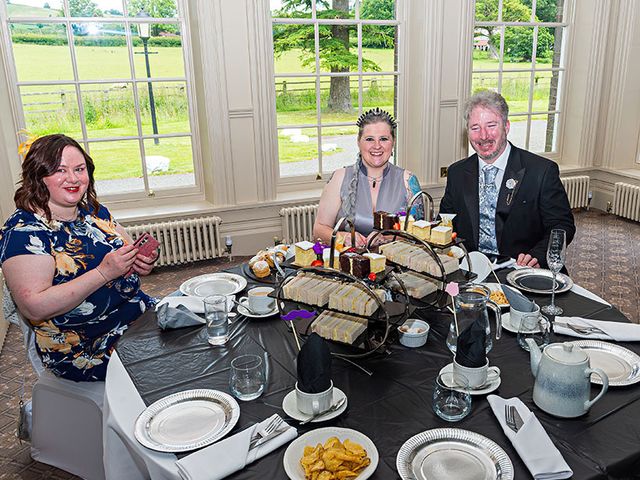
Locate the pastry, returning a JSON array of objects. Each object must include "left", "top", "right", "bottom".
[
  {"left": 430, "top": 225, "right": 453, "bottom": 245},
  {"left": 363, "top": 252, "right": 386, "bottom": 274},
  {"left": 398, "top": 214, "right": 415, "bottom": 231},
  {"left": 251, "top": 259, "right": 271, "bottom": 278},
  {"left": 339, "top": 252, "right": 371, "bottom": 278},
  {"left": 411, "top": 220, "right": 431, "bottom": 240},
  {"left": 373, "top": 211, "right": 398, "bottom": 230},
  {"left": 322, "top": 248, "right": 340, "bottom": 269},
  {"left": 294, "top": 240, "right": 316, "bottom": 266}
]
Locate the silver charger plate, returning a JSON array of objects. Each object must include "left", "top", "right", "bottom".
[
  {"left": 397, "top": 428, "right": 513, "bottom": 480},
  {"left": 134, "top": 389, "right": 240, "bottom": 452},
  {"left": 180, "top": 273, "right": 247, "bottom": 297},
  {"left": 506, "top": 268, "right": 573, "bottom": 295},
  {"left": 570, "top": 340, "right": 640, "bottom": 386}
]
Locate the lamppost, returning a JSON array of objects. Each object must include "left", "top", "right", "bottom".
[{"left": 137, "top": 11, "right": 159, "bottom": 144}]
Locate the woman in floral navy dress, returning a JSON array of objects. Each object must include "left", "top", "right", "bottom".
[{"left": 0, "top": 134, "right": 158, "bottom": 381}]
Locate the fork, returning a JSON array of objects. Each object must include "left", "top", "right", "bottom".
[
  {"left": 249, "top": 416, "right": 282, "bottom": 447},
  {"left": 505, "top": 405, "right": 522, "bottom": 433},
  {"left": 556, "top": 322, "right": 606, "bottom": 336}
]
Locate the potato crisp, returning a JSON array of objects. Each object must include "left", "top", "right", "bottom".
[{"left": 300, "top": 436, "right": 370, "bottom": 480}]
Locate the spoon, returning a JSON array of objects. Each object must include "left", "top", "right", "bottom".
[
  {"left": 231, "top": 298, "right": 259, "bottom": 316},
  {"left": 299, "top": 397, "right": 347, "bottom": 425}
]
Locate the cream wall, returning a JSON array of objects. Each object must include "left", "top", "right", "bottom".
[{"left": 0, "top": 0, "right": 639, "bottom": 253}]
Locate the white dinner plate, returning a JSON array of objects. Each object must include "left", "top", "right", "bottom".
[
  {"left": 237, "top": 298, "right": 279, "bottom": 318},
  {"left": 439, "top": 363, "right": 501, "bottom": 396},
  {"left": 283, "top": 427, "right": 378, "bottom": 480},
  {"left": 570, "top": 340, "right": 640, "bottom": 386},
  {"left": 134, "top": 389, "right": 240, "bottom": 452},
  {"left": 282, "top": 387, "right": 348, "bottom": 423},
  {"left": 180, "top": 273, "right": 247, "bottom": 297},
  {"left": 396, "top": 428, "right": 513, "bottom": 480}
]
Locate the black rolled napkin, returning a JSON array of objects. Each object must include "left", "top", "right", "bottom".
[
  {"left": 454, "top": 319, "right": 487, "bottom": 368},
  {"left": 297, "top": 333, "right": 332, "bottom": 393}
]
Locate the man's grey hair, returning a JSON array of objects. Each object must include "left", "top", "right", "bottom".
[{"left": 463, "top": 90, "right": 509, "bottom": 126}]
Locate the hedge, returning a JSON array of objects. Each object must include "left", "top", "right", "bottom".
[{"left": 11, "top": 33, "right": 182, "bottom": 47}]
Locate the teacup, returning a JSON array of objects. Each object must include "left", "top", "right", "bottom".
[
  {"left": 295, "top": 381, "right": 333, "bottom": 415},
  {"left": 239, "top": 287, "right": 275, "bottom": 314},
  {"left": 510, "top": 302, "right": 541, "bottom": 331},
  {"left": 453, "top": 358, "right": 500, "bottom": 389}
]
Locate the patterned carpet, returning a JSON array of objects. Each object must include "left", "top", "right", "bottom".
[{"left": 0, "top": 209, "right": 638, "bottom": 479}]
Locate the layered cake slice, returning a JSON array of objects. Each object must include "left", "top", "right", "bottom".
[
  {"left": 411, "top": 220, "right": 431, "bottom": 240},
  {"left": 294, "top": 240, "right": 316, "bottom": 266},
  {"left": 430, "top": 225, "right": 453, "bottom": 245},
  {"left": 339, "top": 252, "right": 371, "bottom": 278},
  {"left": 373, "top": 211, "right": 399, "bottom": 230},
  {"left": 363, "top": 252, "right": 386, "bottom": 274}
]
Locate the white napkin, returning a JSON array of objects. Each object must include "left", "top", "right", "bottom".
[
  {"left": 554, "top": 316, "right": 640, "bottom": 341},
  {"left": 570, "top": 284, "right": 611, "bottom": 306},
  {"left": 487, "top": 395, "right": 572, "bottom": 480},
  {"left": 176, "top": 414, "right": 297, "bottom": 480},
  {"left": 156, "top": 296, "right": 205, "bottom": 314}
]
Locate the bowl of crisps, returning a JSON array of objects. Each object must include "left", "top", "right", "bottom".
[
  {"left": 283, "top": 427, "right": 379, "bottom": 480},
  {"left": 483, "top": 283, "right": 510, "bottom": 308}
]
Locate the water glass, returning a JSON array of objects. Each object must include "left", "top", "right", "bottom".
[
  {"left": 432, "top": 372, "right": 472, "bottom": 422},
  {"left": 517, "top": 312, "right": 551, "bottom": 352},
  {"left": 204, "top": 295, "right": 229, "bottom": 346},
  {"left": 230, "top": 354, "right": 265, "bottom": 401},
  {"left": 542, "top": 229, "right": 567, "bottom": 316}
]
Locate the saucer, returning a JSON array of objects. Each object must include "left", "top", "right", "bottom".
[
  {"left": 237, "top": 299, "right": 278, "bottom": 318},
  {"left": 501, "top": 312, "right": 538, "bottom": 334},
  {"left": 439, "top": 363, "right": 501, "bottom": 396},
  {"left": 282, "top": 387, "right": 348, "bottom": 423}
]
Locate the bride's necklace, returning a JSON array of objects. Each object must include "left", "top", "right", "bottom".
[
  {"left": 51, "top": 208, "right": 78, "bottom": 222},
  {"left": 366, "top": 173, "right": 383, "bottom": 189}
]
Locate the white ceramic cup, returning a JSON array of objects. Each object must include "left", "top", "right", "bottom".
[
  {"left": 295, "top": 381, "right": 333, "bottom": 415},
  {"left": 239, "top": 287, "right": 275, "bottom": 314},
  {"left": 453, "top": 358, "right": 501, "bottom": 389},
  {"left": 510, "top": 302, "right": 541, "bottom": 331}
]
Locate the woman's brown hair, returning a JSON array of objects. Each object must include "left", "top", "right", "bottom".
[{"left": 14, "top": 134, "right": 99, "bottom": 221}]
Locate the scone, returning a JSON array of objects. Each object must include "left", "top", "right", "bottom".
[{"left": 252, "top": 259, "right": 271, "bottom": 278}]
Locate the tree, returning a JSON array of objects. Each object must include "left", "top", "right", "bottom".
[
  {"left": 273, "top": 0, "right": 386, "bottom": 113},
  {"left": 475, "top": 0, "right": 530, "bottom": 58},
  {"left": 128, "top": 0, "right": 178, "bottom": 36},
  {"left": 361, "top": 0, "right": 395, "bottom": 48},
  {"left": 69, "top": 0, "right": 101, "bottom": 17}
]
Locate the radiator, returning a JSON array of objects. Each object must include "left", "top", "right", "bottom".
[
  {"left": 613, "top": 182, "right": 640, "bottom": 222},
  {"left": 125, "top": 216, "right": 223, "bottom": 267},
  {"left": 561, "top": 175, "right": 590, "bottom": 209},
  {"left": 280, "top": 204, "right": 319, "bottom": 243}
]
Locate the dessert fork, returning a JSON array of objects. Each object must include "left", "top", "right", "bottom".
[
  {"left": 249, "top": 416, "right": 282, "bottom": 446},
  {"left": 556, "top": 322, "right": 606, "bottom": 336}
]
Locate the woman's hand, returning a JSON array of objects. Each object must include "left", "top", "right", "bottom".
[
  {"left": 132, "top": 249, "right": 159, "bottom": 277},
  {"left": 97, "top": 244, "right": 138, "bottom": 281}
]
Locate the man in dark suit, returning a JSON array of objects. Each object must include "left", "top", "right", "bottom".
[{"left": 440, "top": 91, "right": 575, "bottom": 268}]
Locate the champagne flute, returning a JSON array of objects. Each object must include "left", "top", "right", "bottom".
[{"left": 542, "top": 229, "right": 566, "bottom": 316}]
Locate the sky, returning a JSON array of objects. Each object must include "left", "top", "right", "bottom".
[{"left": 11, "top": 0, "right": 128, "bottom": 11}]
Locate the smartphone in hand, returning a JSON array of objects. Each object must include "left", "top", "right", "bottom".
[{"left": 126, "top": 233, "right": 160, "bottom": 276}]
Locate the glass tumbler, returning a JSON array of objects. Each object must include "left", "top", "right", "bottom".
[
  {"left": 230, "top": 354, "right": 265, "bottom": 401},
  {"left": 204, "top": 294, "right": 229, "bottom": 346},
  {"left": 517, "top": 312, "right": 551, "bottom": 352},
  {"left": 432, "top": 372, "right": 472, "bottom": 422}
]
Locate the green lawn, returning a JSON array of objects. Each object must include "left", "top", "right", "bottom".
[{"left": 12, "top": 43, "right": 557, "bottom": 177}]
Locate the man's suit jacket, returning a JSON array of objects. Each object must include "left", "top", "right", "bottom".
[{"left": 439, "top": 144, "right": 575, "bottom": 268}]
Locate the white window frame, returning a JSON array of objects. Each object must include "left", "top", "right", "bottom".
[
  {"left": 271, "top": 0, "right": 401, "bottom": 186},
  {"left": 0, "top": 0, "right": 203, "bottom": 204},
  {"left": 472, "top": 0, "right": 570, "bottom": 156}
]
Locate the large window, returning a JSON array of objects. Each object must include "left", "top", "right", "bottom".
[
  {"left": 2, "top": 0, "right": 197, "bottom": 198},
  {"left": 473, "top": 0, "right": 567, "bottom": 153},
  {"left": 271, "top": 0, "right": 399, "bottom": 180}
]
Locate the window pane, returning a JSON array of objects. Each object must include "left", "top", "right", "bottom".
[
  {"left": 318, "top": 23, "right": 356, "bottom": 74},
  {"left": 271, "top": 0, "right": 312, "bottom": 19},
  {"left": 131, "top": 25, "right": 185, "bottom": 79},
  {"left": 532, "top": 70, "right": 562, "bottom": 112},
  {"left": 73, "top": 23, "right": 130, "bottom": 80},
  {"left": 501, "top": 72, "right": 531, "bottom": 115},
  {"left": 321, "top": 125, "right": 357, "bottom": 174},
  {"left": 91, "top": 140, "right": 145, "bottom": 195},
  {"left": 317, "top": 0, "right": 355, "bottom": 19},
  {"left": 137, "top": 81, "right": 190, "bottom": 135},
  {"left": 471, "top": 72, "right": 499, "bottom": 95},
  {"left": 320, "top": 75, "right": 356, "bottom": 112},
  {"left": 273, "top": 25, "right": 316, "bottom": 74},
  {"left": 363, "top": 75, "right": 395, "bottom": 110},
  {"left": 68, "top": 0, "right": 118, "bottom": 17},
  {"left": 275, "top": 77, "right": 318, "bottom": 126},
  {"left": 6, "top": 0, "right": 62, "bottom": 17},
  {"left": 145, "top": 137, "right": 195, "bottom": 190},
  {"left": 533, "top": 0, "right": 565, "bottom": 23},
  {"left": 10, "top": 23, "right": 73, "bottom": 81},
  {"left": 539, "top": 26, "right": 564, "bottom": 68},
  {"left": 507, "top": 115, "right": 528, "bottom": 149},
  {"left": 504, "top": 26, "right": 534, "bottom": 67},
  {"left": 361, "top": 0, "right": 396, "bottom": 20},
  {"left": 502, "top": 0, "right": 532, "bottom": 22},
  {"left": 531, "top": 113, "right": 560, "bottom": 153},
  {"left": 125, "top": 0, "right": 177, "bottom": 18},
  {"left": 81, "top": 83, "right": 135, "bottom": 139},
  {"left": 362, "top": 33, "right": 396, "bottom": 70},
  {"left": 99, "top": 1, "right": 124, "bottom": 17},
  {"left": 278, "top": 127, "right": 319, "bottom": 178},
  {"left": 20, "top": 85, "right": 81, "bottom": 137},
  {"left": 475, "top": 0, "right": 499, "bottom": 22}
]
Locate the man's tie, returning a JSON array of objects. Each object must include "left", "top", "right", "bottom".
[{"left": 478, "top": 165, "right": 499, "bottom": 255}]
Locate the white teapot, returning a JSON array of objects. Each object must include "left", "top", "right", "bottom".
[{"left": 527, "top": 339, "right": 608, "bottom": 418}]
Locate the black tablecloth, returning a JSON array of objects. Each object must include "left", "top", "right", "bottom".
[{"left": 117, "top": 267, "right": 640, "bottom": 479}]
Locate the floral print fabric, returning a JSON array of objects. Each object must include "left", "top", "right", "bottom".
[
  {"left": 478, "top": 165, "right": 499, "bottom": 255},
  {"left": 0, "top": 205, "right": 155, "bottom": 381}
]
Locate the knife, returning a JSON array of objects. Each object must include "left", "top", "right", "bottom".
[{"left": 512, "top": 406, "right": 525, "bottom": 431}]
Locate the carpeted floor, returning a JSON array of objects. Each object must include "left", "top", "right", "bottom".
[{"left": 0, "top": 209, "right": 638, "bottom": 479}]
